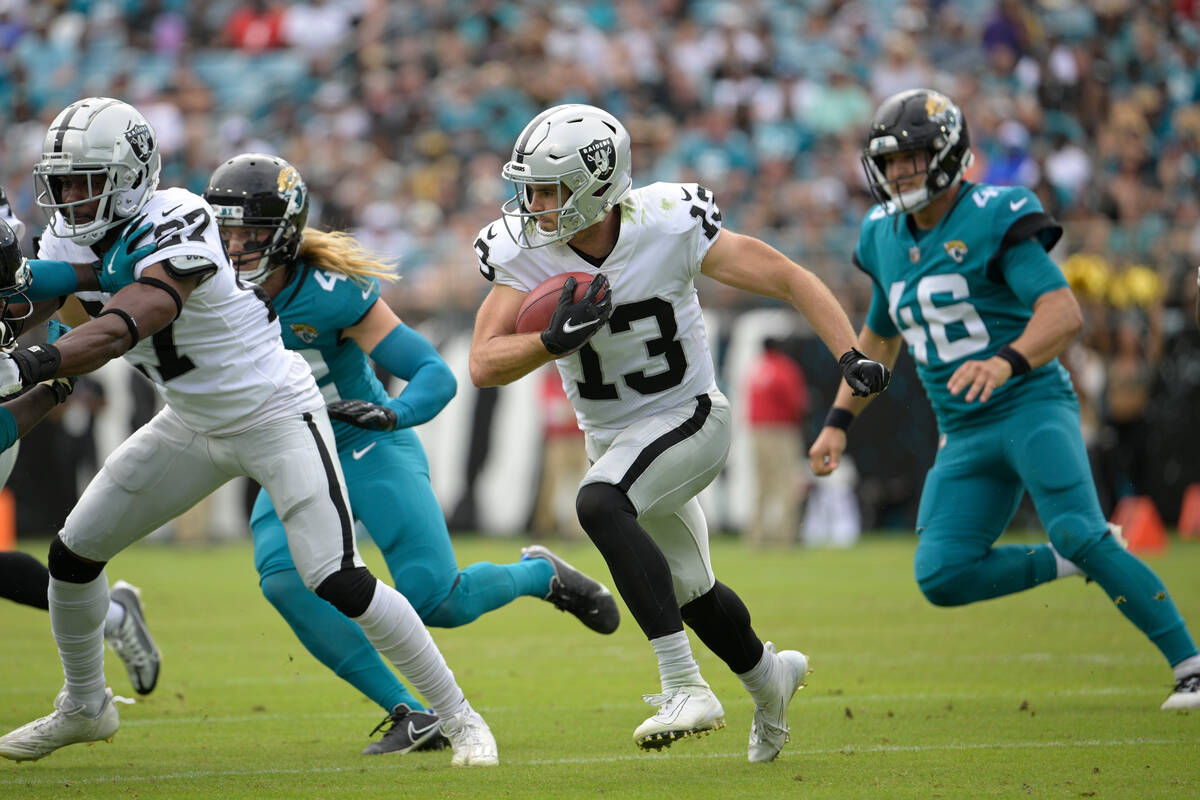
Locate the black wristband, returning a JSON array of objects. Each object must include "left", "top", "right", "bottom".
[
  {"left": 996, "top": 345, "right": 1031, "bottom": 376},
  {"left": 824, "top": 407, "right": 856, "bottom": 431},
  {"left": 11, "top": 343, "right": 61, "bottom": 384}
]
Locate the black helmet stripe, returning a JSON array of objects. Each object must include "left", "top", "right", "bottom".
[
  {"left": 513, "top": 106, "right": 565, "bottom": 164},
  {"left": 52, "top": 98, "right": 122, "bottom": 153}
]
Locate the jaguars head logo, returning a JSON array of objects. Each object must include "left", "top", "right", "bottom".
[
  {"left": 578, "top": 138, "right": 616, "bottom": 181},
  {"left": 277, "top": 166, "right": 300, "bottom": 195},
  {"left": 943, "top": 240, "right": 968, "bottom": 263},
  {"left": 124, "top": 123, "right": 155, "bottom": 164},
  {"left": 290, "top": 323, "right": 319, "bottom": 344}
]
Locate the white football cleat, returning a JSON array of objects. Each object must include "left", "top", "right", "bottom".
[
  {"left": 441, "top": 707, "right": 498, "bottom": 767},
  {"left": 633, "top": 684, "right": 725, "bottom": 750},
  {"left": 0, "top": 688, "right": 119, "bottom": 762},
  {"left": 1162, "top": 673, "right": 1200, "bottom": 710},
  {"left": 748, "top": 642, "right": 810, "bottom": 763}
]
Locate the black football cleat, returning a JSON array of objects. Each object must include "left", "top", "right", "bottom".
[
  {"left": 363, "top": 703, "right": 449, "bottom": 755},
  {"left": 521, "top": 545, "right": 620, "bottom": 634}
]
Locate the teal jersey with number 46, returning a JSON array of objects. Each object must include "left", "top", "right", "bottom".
[{"left": 855, "top": 181, "right": 1076, "bottom": 432}]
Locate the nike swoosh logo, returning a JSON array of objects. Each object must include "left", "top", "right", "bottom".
[
  {"left": 352, "top": 442, "right": 377, "bottom": 460},
  {"left": 486, "top": 225, "right": 497, "bottom": 240},
  {"left": 1009, "top": 198, "right": 1028, "bottom": 211},
  {"left": 562, "top": 317, "right": 602, "bottom": 334},
  {"left": 407, "top": 718, "right": 440, "bottom": 740},
  {"left": 161, "top": 204, "right": 182, "bottom": 217}
]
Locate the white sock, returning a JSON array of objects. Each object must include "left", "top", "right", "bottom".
[
  {"left": 1049, "top": 544, "right": 1082, "bottom": 578},
  {"left": 103, "top": 599, "right": 125, "bottom": 636},
  {"left": 352, "top": 580, "right": 467, "bottom": 719},
  {"left": 738, "top": 644, "right": 778, "bottom": 705},
  {"left": 1173, "top": 654, "right": 1200, "bottom": 681},
  {"left": 650, "top": 630, "right": 704, "bottom": 691},
  {"left": 48, "top": 572, "right": 110, "bottom": 716}
]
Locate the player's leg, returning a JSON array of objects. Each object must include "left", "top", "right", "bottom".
[
  {"left": 1, "top": 409, "right": 220, "bottom": 761},
  {"left": 913, "top": 425, "right": 1054, "bottom": 606},
  {"left": 0, "top": 553, "right": 160, "bottom": 696},
  {"left": 643, "top": 498, "right": 808, "bottom": 762},
  {"left": 1014, "top": 401, "right": 1200, "bottom": 708},
  {"left": 0, "top": 551, "right": 49, "bottom": 609},
  {"left": 249, "top": 488, "right": 435, "bottom": 744},
  {"left": 344, "top": 431, "right": 542, "bottom": 624},
  {"left": 576, "top": 392, "right": 732, "bottom": 749},
  {"left": 240, "top": 411, "right": 495, "bottom": 766}
]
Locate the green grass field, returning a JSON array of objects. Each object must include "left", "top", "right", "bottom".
[{"left": 1, "top": 534, "right": 1197, "bottom": 799}]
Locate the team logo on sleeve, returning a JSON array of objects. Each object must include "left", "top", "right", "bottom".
[
  {"left": 942, "top": 240, "right": 968, "bottom": 263},
  {"left": 124, "top": 123, "right": 155, "bottom": 163},
  {"left": 578, "top": 138, "right": 616, "bottom": 181},
  {"left": 290, "top": 323, "right": 319, "bottom": 343}
]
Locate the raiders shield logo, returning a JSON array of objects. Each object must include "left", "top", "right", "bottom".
[
  {"left": 578, "top": 138, "right": 616, "bottom": 181},
  {"left": 124, "top": 123, "right": 154, "bottom": 163},
  {"left": 290, "top": 323, "right": 319, "bottom": 344}
]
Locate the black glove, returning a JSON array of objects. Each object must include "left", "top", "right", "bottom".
[
  {"left": 838, "top": 347, "right": 891, "bottom": 397},
  {"left": 327, "top": 399, "right": 398, "bottom": 431},
  {"left": 40, "top": 376, "right": 76, "bottom": 404},
  {"left": 540, "top": 274, "right": 612, "bottom": 356}
]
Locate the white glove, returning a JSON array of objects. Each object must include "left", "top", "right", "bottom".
[{"left": 0, "top": 353, "right": 23, "bottom": 397}]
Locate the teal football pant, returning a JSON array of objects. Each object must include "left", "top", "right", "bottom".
[
  {"left": 252, "top": 427, "right": 553, "bottom": 712},
  {"left": 913, "top": 398, "right": 1197, "bottom": 667}
]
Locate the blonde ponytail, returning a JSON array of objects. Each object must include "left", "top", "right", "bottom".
[{"left": 296, "top": 228, "right": 397, "bottom": 287}]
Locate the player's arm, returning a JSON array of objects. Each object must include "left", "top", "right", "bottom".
[
  {"left": 0, "top": 381, "right": 70, "bottom": 443},
  {"left": 332, "top": 299, "right": 457, "bottom": 430},
  {"left": 468, "top": 284, "right": 558, "bottom": 387},
  {"left": 701, "top": 230, "right": 890, "bottom": 396},
  {"left": 947, "top": 241, "right": 1084, "bottom": 405},
  {"left": 809, "top": 325, "right": 903, "bottom": 476},
  {"left": 0, "top": 263, "right": 198, "bottom": 394}
]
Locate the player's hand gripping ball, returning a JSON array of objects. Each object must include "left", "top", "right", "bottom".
[{"left": 516, "top": 271, "right": 612, "bottom": 356}]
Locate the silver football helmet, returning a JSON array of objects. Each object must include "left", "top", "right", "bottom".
[
  {"left": 501, "top": 104, "right": 632, "bottom": 248},
  {"left": 34, "top": 97, "right": 162, "bottom": 245}
]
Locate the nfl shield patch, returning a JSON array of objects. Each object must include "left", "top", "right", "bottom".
[
  {"left": 578, "top": 138, "right": 616, "bottom": 181},
  {"left": 909, "top": 246, "right": 921, "bottom": 263}
]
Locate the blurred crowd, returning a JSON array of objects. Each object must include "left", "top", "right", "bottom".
[{"left": 1, "top": 0, "right": 1198, "bottom": 528}]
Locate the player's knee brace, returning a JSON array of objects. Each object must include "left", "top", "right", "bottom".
[
  {"left": 680, "top": 581, "right": 763, "bottom": 674},
  {"left": 575, "top": 482, "right": 637, "bottom": 546},
  {"left": 315, "top": 566, "right": 377, "bottom": 618},
  {"left": 47, "top": 535, "right": 106, "bottom": 584}
]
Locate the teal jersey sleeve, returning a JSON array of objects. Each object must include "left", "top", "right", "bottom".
[
  {"left": 983, "top": 186, "right": 1062, "bottom": 284},
  {"left": 46, "top": 319, "right": 70, "bottom": 344},
  {"left": 998, "top": 239, "right": 1069, "bottom": 308},
  {"left": 0, "top": 407, "right": 16, "bottom": 453}
]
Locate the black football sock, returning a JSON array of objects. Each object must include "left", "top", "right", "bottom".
[
  {"left": 0, "top": 550, "right": 51, "bottom": 610},
  {"left": 575, "top": 482, "right": 683, "bottom": 639}
]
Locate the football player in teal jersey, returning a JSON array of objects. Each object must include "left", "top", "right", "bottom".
[
  {"left": 810, "top": 89, "right": 1200, "bottom": 710},
  {"left": 201, "top": 154, "right": 619, "bottom": 754}
]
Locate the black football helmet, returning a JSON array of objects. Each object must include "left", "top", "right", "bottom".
[
  {"left": 861, "top": 88, "right": 974, "bottom": 214},
  {"left": 0, "top": 217, "right": 31, "bottom": 350},
  {"left": 204, "top": 153, "right": 308, "bottom": 283}
]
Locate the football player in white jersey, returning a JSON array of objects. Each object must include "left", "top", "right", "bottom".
[
  {"left": 469, "top": 104, "right": 891, "bottom": 762},
  {"left": 0, "top": 97, "right": 497, "bottom": 767},
  {"left": 0, "top": 207, "right": 163, "bottom": 701}
]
